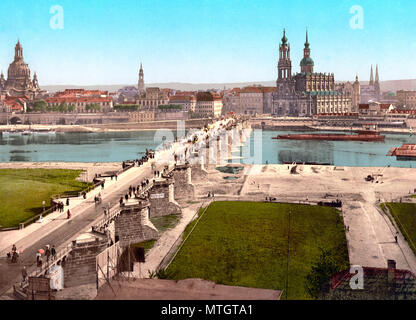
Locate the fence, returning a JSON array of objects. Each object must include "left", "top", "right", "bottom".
[{"left": 96, "top": 241, "right": 122, "bottom": 289}]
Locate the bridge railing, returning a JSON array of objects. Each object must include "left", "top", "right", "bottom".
[{"left": 29, "top": 242, "right": 73, "bottom": 278}]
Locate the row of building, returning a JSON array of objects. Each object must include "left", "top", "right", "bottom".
[{"left": 1, "top": 38, "right": 416, "bottom": 121}]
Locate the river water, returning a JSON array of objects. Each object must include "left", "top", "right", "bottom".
[{"left": 0, "top": 129, "right": 415, "bottom": 168}]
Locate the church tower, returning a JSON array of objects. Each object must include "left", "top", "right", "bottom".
[
  {"left": 14, "top": 40, "right": 23, "bottom": 61},
  {"left": 374, "top": 64, "right": 380, "bottom": 99},
  {"left": 277, "top": 29, "right": 292, "bottom": 81},
  {"left": 300, "top": 30, "right": 314, "bottom": 73},
  {"left": 138, "top": 62, "right": 145, "bottom": 95},
  {"left": 369, "top": 65, "right": 374, "bottom": 86},
  {"left": 352, "top": 75, "right": 361, "bottom": 111}
]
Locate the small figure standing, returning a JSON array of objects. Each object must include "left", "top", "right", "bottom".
[
  {"left": 66, "top": 198, "right": 70, "bottom": 206},
  {"left": 45, "top": 245, "right": 51, "bottom": 263},
  {"left": 51, "top": 245, "right": 56, "bottom": 260},
  {"left": 21, "top": 266, "right": 27, "bottom": 284},
  {"left": 36, "top": 251, "right": 42, "bottom": 266},
  {"left": 67, "top": 209, "right": 71, "bottom": 219}
]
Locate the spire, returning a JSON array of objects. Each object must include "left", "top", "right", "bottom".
[
  {"left": 375, "top": 64, "right": 379, "bottom": 83},
  {"left": 370, "top": 65, "right": 374, "bottom": 85},
  {"left": 281, "top": 28, "right": 288, "bottom": 45},
  {"left": 305, "top": 28, "right": 309, "bottom": 48},
  {"left": 14, "top": 39, "right": 23, "bottom": 61}
]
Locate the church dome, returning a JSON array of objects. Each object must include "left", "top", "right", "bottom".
[
  {"left": 8, "top": 59, "right": 30, "bottom": 79},
  {"left": 300, "top": 57, "right": 314, "bottom": 67},
  {"left": 7, "top": 41, "right": 31, "bottom": 79}
]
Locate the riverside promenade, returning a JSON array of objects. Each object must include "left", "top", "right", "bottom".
[{"left": 0, "top": 117, "right": 234, "bottom": 298}]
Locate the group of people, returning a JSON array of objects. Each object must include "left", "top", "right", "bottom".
[
  {"left": 56, "top": 200, "right": 66, "bottom": 213},
  {"left": 36, "top": 244, "right": 57, "bottom": 268}
]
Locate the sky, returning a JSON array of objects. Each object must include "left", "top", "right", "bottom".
[{"left": 0, "top": 0, "right": 415, "bottom": 85}]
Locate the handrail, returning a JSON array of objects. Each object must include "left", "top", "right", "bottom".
[{"left": 29, "top": 242, "right": 73, "bottom": 278}]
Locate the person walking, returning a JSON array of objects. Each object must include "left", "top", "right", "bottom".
[
  {"left": 45, "top": 245, "right": 51, "bottom": 263},
  {"left": 115, "top": 173, "right": 118, "bottom": 181},
  {"left": 119, "top": 197, "right": 124, "bottom": 206},
  {"left": 66, "top": 198, "right": 70, "bottom": 206},
  {"left": 67, "top": 209, "right": 71, "bottom": 219},
  {"left": 21, "top": 266, "right": 27, "bottom": 284},
  {"left": 51, "top": 245, "right": 56, "bottom": 261},
  {"left": 36, "top": 251, "right": 41, "bottom": 267},
  {"left": 101, "top": 181, "right": 105, "bottom": 189}
]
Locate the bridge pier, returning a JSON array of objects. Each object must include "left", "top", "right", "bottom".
[
  {"left": 148, "top": 178, "right": 181, "bottom": 218},
  {"left": 115, "top": 200, "right": 158, "bottom": 247},
  {"left": 172, "top": 164, "right": 195, "bottom": 200},
  {"left": 63, "top": 237, "right": 108, "bottom": 288}
]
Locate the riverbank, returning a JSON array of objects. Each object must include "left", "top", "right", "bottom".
[
  {"left": 0, "top": 162, "right": 121, "bottom": 181},
  {"left": 0, "top": 118, "right": 211, "bottom": 133}
]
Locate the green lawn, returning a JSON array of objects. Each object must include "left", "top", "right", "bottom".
[
  {"left": 385, "top": 202, "right": 416, "bottom": 255},
  {"left": 165, "top": 201, "right": 349, "bottom": 300},
  {"left": 0, "top": 169, "right": 91, "bottom": 228}
]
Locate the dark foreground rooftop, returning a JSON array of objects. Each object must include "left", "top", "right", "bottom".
[{"left": 95, "top": 278, "right": 282, "bottom": 300}]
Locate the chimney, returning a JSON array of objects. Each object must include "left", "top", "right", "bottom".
[{"left": 387, "top": 259, "right": 396, "bottom": 283}]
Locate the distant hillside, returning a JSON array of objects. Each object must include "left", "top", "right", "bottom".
[{"left": 42, "top": 79, "right": 416, "bottom": 93}]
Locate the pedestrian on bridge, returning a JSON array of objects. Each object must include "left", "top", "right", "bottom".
[
  {"left": 119, "top": 197, "right": 124, "bottom": 206},
  {"left": 45, "top": 245, "right": 51, "bottom": 263},
  {"left": 51, "top": 245, "right": 56, "bottom": 260},
  {"left": 21, "top": 266, "right": 27, "bottom": 284},
  {"left": 36, "top": 251, "right": 41, "bottom": 266},
  {"left": 67, "top": 209, "right": 71, "bottom": 219},
  {"left": 66, "top": 198, "right": 70, "bottom": 206}
]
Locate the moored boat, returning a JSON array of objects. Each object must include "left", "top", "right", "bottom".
[
  {"left": 387, "top": 144, "right": 416, "bottom": 160},
  {"left": 273, "top": 131, "right": 385, "bottom": 142}
]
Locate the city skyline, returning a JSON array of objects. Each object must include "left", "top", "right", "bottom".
[{"left": 0, "top": 0, "right": 415, "bottom": 85}]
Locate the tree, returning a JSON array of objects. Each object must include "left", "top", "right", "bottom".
[
  {"left": 304, "top": 248, "right": 344, "bottom": 299},
  {"left": 86, "top": 103, "right": 100, "bottom": 112},
  {"left": 58, "top": 102, "right": 69, "bottom": 112},
  {"left": 32, "top": 100, "right": 47, "bottom": 112}
]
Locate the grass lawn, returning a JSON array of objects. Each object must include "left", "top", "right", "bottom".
[
  {"left": 0, "top": 169, "right": 91, "bottom": 228},
  {"left": 385, "top": 202, "right": 416, "bottom": 254},
  {"left": 165, "top": 201, "right": 349, "bottom": 300}
]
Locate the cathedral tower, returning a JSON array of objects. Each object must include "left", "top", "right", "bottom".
[
  {"left": 300, "top": 30, "right": 314, "bottom": 73},
  {"left": 277, "top": 29, "right": 292, "bottom": 81},
  {"left": 369, "top": 65, "right": 374, "bottom": 86},
  {"left": 138, "top": 62, "right": 145, "bottom": 95},
  {"left": 374, "top": 64, "right": 380, "bottom": 99}
]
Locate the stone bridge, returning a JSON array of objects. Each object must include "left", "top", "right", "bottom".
[{"left": 15, "top": 117, "right": 252, "bottom": 297}]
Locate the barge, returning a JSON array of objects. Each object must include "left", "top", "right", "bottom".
[
  {"left": 273, "top": 130, "right": 385, "bottom": 142},
  {"left": 387, "top": 144, "right": 416, "bottom": 160}
]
